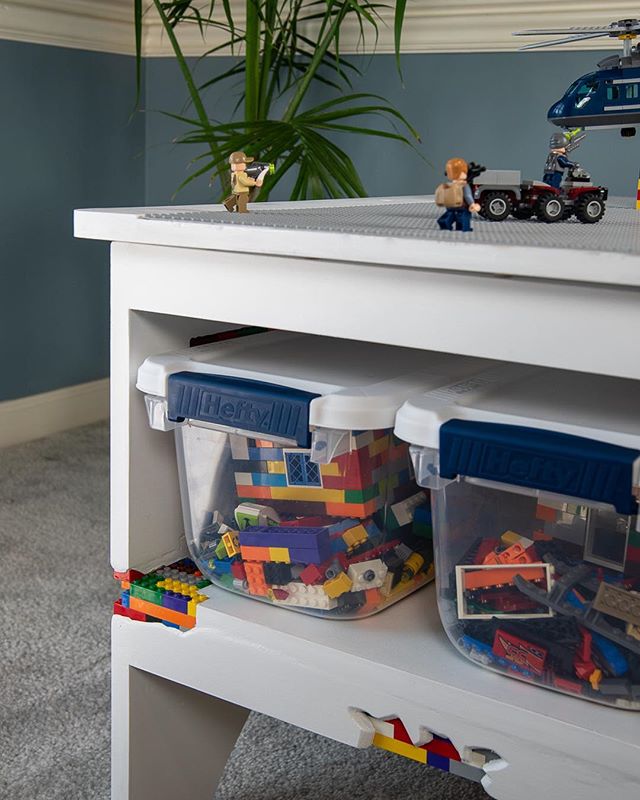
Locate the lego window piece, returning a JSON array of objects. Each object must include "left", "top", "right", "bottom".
[
  {"left": 626, "top": 84, "right": 639, "bottom": 100},
  {"left": 455, "top": 563, "right": 554, "bottom": 620},
  {"left": 284, "top": 450, "right": 322, "bottom": 488},
  {"left": 583, "top": 508, "right": 630, "bottom": 572},
  {"left": 606, "top": 84, "right": 620, "bottom": 101}
]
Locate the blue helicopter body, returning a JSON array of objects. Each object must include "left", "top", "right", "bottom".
[{"left": 548, "top": 60, "right": 640, "bottom": 130}]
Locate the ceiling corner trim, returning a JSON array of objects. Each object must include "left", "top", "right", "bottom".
[{"left": 0, "top": 1, "right": 626, "bottom": 56}]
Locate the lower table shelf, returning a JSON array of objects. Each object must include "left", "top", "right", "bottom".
[{"left": 112, "top": 583, "right": 640, "bottom": 800}]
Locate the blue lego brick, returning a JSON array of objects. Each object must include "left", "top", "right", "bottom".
[
  {"left": 162, "top": 591, "right": 189, "bottom": 614},
  {"left": 414, "top": 506, "right": 432, "bottom": 526},
  {"left": 427, "top": 752, "right": 450, "bottom": 772},
  {"left": 247, "top": 446, "right": 285, "bottom": 461},
  {"left": 239, "top": 525, "right": 329, "bottom": 548},
  {"left": 212, "top": 558, "right": 233, "bottom": 574},
  {"left": 161, "top": 620, "right": 181, "bottom": 629},
  {"left": 244, "top": 472, "right": 288, "bottom": 488},
  {"left": 121, "top": 590, "right": 130, "bottom": 608}
]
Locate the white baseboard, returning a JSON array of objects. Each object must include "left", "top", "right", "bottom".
[{"left": 0, "top": 378, "right": 110, "bottom": 449}]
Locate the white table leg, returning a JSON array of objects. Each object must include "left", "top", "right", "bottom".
[{"left": 112, "top": 643, "right": 250, "bottom": 800}]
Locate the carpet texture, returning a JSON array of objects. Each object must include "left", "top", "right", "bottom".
[{"left": 0, "top": 422, "right": 487, "bottom": 800}]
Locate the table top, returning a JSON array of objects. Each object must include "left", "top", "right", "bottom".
[{"left": 74, "top": 196, "right": 640, "bottom": 288}]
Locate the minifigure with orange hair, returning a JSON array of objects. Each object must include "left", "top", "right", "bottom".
[{"left": 435, "top": 157, "right": 481, "bottom": 232}]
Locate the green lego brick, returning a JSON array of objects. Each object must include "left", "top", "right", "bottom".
[
  {"left": 344, "top": 483, "right": 381, "bottom": 504},
  {"left": 215, "top": 539, "right": 228, "bottom": 559},
  {"left": 629, "top": 528, "right": 640, "bottom": 548},
  {"left": 130, "top": 573, "right": 164, "bottom": 605}
]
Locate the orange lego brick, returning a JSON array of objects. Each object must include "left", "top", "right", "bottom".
[
  {"left": 236, "top": 485, "right": 273, "bottom": 500},
  {"left": 240, "top": 545, "right": 270, "bottom": 562},
  {"left": 536, "top": 504, "right": 558, "bottom": 523},
  {"left": 462, "top": 564, "right": 547, "bottom": 591},
  {"left": 128, "top": 596, "right": 196, "bottom": 629},
  {"left": 245, "top": 562, "right": 269, "bottom": 596},
  {"left": 360, "top": 588, "right": 382, "bottom": 614}
]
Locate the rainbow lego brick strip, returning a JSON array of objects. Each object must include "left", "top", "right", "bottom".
[
  {"left": 230, "top": 429, "right": 412, "bottom": 518},
  {"left": 365, "top": 714, "right": 493, "bottom": 783},
  {"left": 113, "top": 559, "right": 211, "bottom": 629}
]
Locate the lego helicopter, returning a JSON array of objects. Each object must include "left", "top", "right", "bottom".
[{"left": 515, "top": 19, "right": 640, "bottom": 136}]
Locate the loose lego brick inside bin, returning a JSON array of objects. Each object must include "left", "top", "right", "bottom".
[
  {"left": 493, "top": 627, "right": 547, "bottom": 676},
  {"left": 245, "top": 562, "right": 269, "bottom": 596},
  {"left": 239, "top": 525, "right": 332, "bottom": 564}
]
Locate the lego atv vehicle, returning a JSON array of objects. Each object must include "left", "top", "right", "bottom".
[{"left": 472, "top": 166, "right": 607, "bottom": 223}]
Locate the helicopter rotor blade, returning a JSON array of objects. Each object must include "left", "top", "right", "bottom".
[
  {"left": 515, "top": 26, "right": 614, "bottom": 36},
  {"left": 518, "top": 33, "right": 611, "bottom": 51}
]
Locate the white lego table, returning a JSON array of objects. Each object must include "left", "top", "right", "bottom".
[{"left": 75, "top": 197, "right": 640, "bottom": 800}]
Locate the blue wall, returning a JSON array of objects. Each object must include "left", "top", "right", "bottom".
[
  {"left": 0, "top": 40, "right": 144, "bottom": 402},
  {"left": 4, "top": 44, "right": 636, "bottom": 401},
  {"left": 144, "top": 51, "right": 638, "bottom": 203}
]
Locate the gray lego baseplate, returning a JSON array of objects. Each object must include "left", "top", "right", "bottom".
[{"left": 142, "top": 196, "right": 640, "bottom": 256}]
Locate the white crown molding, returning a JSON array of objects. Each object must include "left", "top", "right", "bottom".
[
  {"left": 0, "top": 378, "right": 109, "bottom": 448},
  {"left": 0, "top": 0, "right": 133, "bottom": 55},
  {"left": 0, "top": 0, "right": 632, "bottom": 56}
]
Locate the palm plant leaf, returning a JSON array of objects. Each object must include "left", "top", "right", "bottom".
[{"left": 134, "top": 0, "right": 420, "bottom": 201}]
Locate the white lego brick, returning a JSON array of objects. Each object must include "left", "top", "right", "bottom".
[
  {"left": 348, "top": 559, "right": 388, "bottom": 591},
  {"left": 229, "top": 433, "right": 249, "bottom": 460},
  {"left": 234, "top": 472, "right": 253, "bottom": 486},
  {"left": 272, "top": 582, "right": 338, "bottom": 610},
  {"left": 368, "top": 716, "right": 397, "bottom": 738},
  {"left": 389, "top": 491, "right": 427, "bottom": 527}
]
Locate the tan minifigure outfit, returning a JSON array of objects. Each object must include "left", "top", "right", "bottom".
[{"left": 224, "top": 151, "right": 264, "bottom": 213}]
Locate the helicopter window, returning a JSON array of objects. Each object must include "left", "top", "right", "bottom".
[
  {"left": 607, "top": 84, "right": 620, "bottom": 101},
  {"left": 575, "top": 79, "right": 598, "bottom": 108},
  {"left": 626, "top": 83, "right": 639, "bottom": 99}
]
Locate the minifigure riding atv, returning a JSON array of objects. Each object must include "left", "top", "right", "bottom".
[{"left": 470, "top": 165, "right": 607, "bottom": 224}]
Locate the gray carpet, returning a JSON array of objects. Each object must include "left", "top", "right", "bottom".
[{"left": 0, "top": 422, "right": 487, "bottom": 800}]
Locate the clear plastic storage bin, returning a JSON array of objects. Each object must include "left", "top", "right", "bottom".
[
  {"left": 137, "top": 331, "right": 487, "bottom": 618},
  {"left": 395, "top": 364, "right": 640, "bottom": 707}
]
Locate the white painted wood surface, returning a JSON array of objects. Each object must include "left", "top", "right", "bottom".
[{"left": 79, "top": 197, "right": 640, "bottom": 799}]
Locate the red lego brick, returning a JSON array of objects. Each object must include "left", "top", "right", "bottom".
[
  {"left": 299, "top": 563, "right": 324, "bottom": 585},
  {"left": 389, "top": 718, "right": 412, "bottom": 744},
  {"left": 535, "top": 504, "right": 558, "bottom": 523},
  {"left": 493, "top": 627, "right": 547, "bottom": 676},
  {"left": 113, "top": 569, "right": 144, "bottom": 583},
  {"left": 231, "top": 560, "right": 247, "bottom": 580},
  {"left": 113, "top": 599, "right": 147, "bottom": 622},
  {"left": 271, "top": 588, "right": 289, "bottom": 600},
  {"left": 422, "top": 737, "right": 461, "bottom": 761}
]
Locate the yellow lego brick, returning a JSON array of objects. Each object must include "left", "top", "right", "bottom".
[
  {"left": 157, "top": 579, "right": 199, "bottom": 597},
  {"left": 269, "top": 486, "right": 345, "bottom": 503},
  {"left": 323, "top": 572, "right": 353, "bottom": 598},
  {"left": 342, "top": 524, "right": 368, "bottom": 550},
  {"left": 368, "top": 434, "right": 390, "bottom": 458},
  {"left": 222, "top": 531, "right": 240, "bottom": 557},
  {"left": 372, "top": 733, "right": 427, "bottom": 764},
  {"left": 500, "top": 530, "right": 522, "bottom": 546},
  {"left": 266, "top": 460, "right": 286, "bottom": 474},
  {"left": 319, "top": 461, "right": 342, "bottom": 476},
  {"left": 187, "top": 594, "right": 207, "bottom": 616},
  {"left": 269, "top": 547, "right": 291, "bottom": 563}
]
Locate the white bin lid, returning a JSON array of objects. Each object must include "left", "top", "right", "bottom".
[
  {"left": 395, "top": 363, "right": 640, "bottom": 451},
  {"left": 137, "top": 331, "right": 490, "bottom": 430}
]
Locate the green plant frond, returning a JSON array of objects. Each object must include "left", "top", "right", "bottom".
[{"left": 140, "top": 0, "right": 420, "bottom": 202}]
